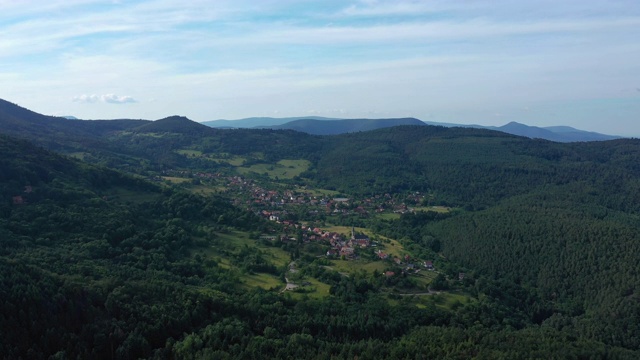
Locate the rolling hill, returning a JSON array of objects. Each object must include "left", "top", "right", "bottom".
[
  {"left": 260, "top": 117, "right": 426, "bottom": 135},
  {"left": 201, "top": 116, "right": 340, "bottom": 128},
  {"left": 491, "top": 121, "right": 621, "bottom": 142},
  {"left": 200, "top": 112, "right": 621, "bottom": 142},
  {"left": 132, "top": 115, "right": 217, "bottom": 136},
  {"left": 2, "top": 98, "right": 640, "bottom": 357}
]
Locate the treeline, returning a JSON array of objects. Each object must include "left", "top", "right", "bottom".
[
  {"left": 376, "top": 181, "right": 640, "bottom": 350},
  {"left": 4, "top": 134, "right": 640, "bottom": 358},
  {"left": 0, "top": 135, "right": 265, "bottom": 358},
  {"left": 312, "top": 127, "right": 640, "bottom": 208}
]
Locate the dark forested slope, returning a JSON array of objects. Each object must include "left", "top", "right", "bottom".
[
  {"left": 4, "top": 100, "right": 640, "bottom": 356},
  {"left": 313, "top": 126, "right": 640, "bottom": 206},
  {"left": 263, "top": 117, "right": 426, "bottom": 135},
  {"left": 0, "top": 135, "right": 265, "bottom": 358}
]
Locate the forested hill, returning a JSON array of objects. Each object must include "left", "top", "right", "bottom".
[
  {"left": 0, "top": 99, "right": 147, "bottom": 139},
  {"left": 312, "top": 125, "right": 640, "bottom": 204},
  {"left": 261, "top": 117, "right": 426, "bottom": 135},
  {"left": 2, "top": 131, "right": 639, "bottom": 359},
  {"left": 0, "top": 134, "right": 268, "bottom": 358},
  {"left": 5, "top": 100, "right": 640, "bottom": 357},
  {"left": 132, "top": 115, "right": 218, "bottom": 136},
  {"left": 1, "top": 99, "right": 638, "bottom": 209}
]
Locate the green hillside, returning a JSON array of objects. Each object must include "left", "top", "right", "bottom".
[
  {"left": 132, "top": 115, "right": 218, "bottom": 136},
  {"left": 3, "top": 99, "right": 640, "bottom": 357},
  {"left": 265, "top": 117, "right": 426, "bottom": 135}
]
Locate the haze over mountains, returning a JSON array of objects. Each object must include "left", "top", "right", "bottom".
[
  {"left": 0, "top": 97, "right": 624, "bottom": 144},
  {"left": 203, "top": 116, "right": 622, "bottom": 142}
]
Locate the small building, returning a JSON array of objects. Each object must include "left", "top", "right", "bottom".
[{"left": 339, "top": 247, "right": 355, "bottom": 257}]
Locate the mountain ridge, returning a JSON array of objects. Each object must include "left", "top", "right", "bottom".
[
  {"left": 0, "top": 99, "right": 622, "bottom": 142},
  {"left": 260, "top": 117, "right": 426, "bottom": 135},
  {"left": 200, "top": 114, "right": 621, "bottom": 142},
  {"left": 201, "top": 116, "right": 341, "bottom": 128},
  {"left": 3, "top": 97, "right": 640, "bottom": 357}
]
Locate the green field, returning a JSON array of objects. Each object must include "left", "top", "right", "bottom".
[
  {"left": 376, "top": 213, "right": 401, "bottom": 220},
  {"left": 328, "top": 259, "right": 388, "bottom": 274},
  {"left": 301, "top": 187, "right": 341, "bottom": 197},
  {"left": 176, "top": 149, "right": 203, "bottom": 156},
  {"left": 412, "top": 270, "right": 438, "bottom": 287},
  {"left": 322, "top": 225, "right": 353, "bottom": 235},
  {"left": 214, "top": 231, "right": 290, "bottom": 268},
  {"left": 243, "top": 273, "right": 283, "bottom": 290},
  {"left": 411, "top": 206, "right": 451, "bottom": 213},
  {"left": 374, "top": 236, "right": 405, "bottom": 258},
  {"left": 196, "top": 231, "right": 291, "bottom": 291},
  {"left": 162, "top": 176, "right": 191, "bottom": 184},
  {"left": 190, "top": 184, "right": 226, "bottom": 195},
  {"left": 207, "top": 154, "right": 248, "bottom": 166},
  {"left": 287, "top": 278, "right": 332, "bottom": 300},
  {"left": 237, "top": 159, "right": 310, "bottom": 179},
  {"left": 424, "top": 291, "right": 474, "bottom": 310}
]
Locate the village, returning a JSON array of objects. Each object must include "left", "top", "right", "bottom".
[
  {"left": 161, "top": 169, "right": 438, "bottom": 218},
  {"left": 159, "top": 169, "right": 444, "bottom": 283}
]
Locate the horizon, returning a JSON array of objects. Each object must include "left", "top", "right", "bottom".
[
  {"left": 1, "top": 1, "right": 639, "bottom": 136},
  {"left": 0, "top": 96, "right": 630, "bottom": 138}
]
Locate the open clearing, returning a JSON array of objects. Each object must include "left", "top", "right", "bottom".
[
  {"left": 214, "top": 231, "right": 290, "bottom": 268},
  {"left": 329, "top": 259, "right": 387, "bottom": 274},
  {"left": 287, "top": 278, "right": 332, "bottom": 300},
  {"left": 162, "top": 176, "right": 191, "bottom": 184},
  {"left": 176, "top": 149, "right": 203, "bottom": 157},
  {"left": 237, "top": 159, "right": 310, "bottom": 180},
  {"left": 411, "top": 206, "right": 451, "bottom": 213},
  {"left": 243, "top": 273, "right": 282, "bottom": 290}
]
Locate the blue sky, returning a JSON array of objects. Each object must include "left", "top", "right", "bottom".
[{"left": 1, "top": 0, "right": 639, "bottom": 136}]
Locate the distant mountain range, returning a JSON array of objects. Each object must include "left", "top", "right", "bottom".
[
  {"left": 201, "top": 116, "right": 337, "bottom": 129},
  {"left": 260, "top": 117, "right": 425, "bottom": 135},
  {"left": 484, "top": 122, "right": 621, "bottom": 142},
  {"left": 2, "top": 97, "right": 622, "bottom": 142},
  {"left": 203, "top": 116, "right": 621, "bottom": 142}
]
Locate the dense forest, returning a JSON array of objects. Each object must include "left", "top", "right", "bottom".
[{"left": 2, "top": 99, "right": 640, "bottom": 358}]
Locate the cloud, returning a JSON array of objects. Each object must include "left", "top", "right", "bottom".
[
  {"left": 101, "top": 93, "right": 136, "bottom": 103},
  {"left": 72, "top": 93, "right": 136, "bottom": 104},
  {"left": 72, "top": 94, "right": 99, "bottom": 103}
]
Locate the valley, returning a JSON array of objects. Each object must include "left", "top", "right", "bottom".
[{"left": 2, "top": 99, "right": 640, "bottom": 358}]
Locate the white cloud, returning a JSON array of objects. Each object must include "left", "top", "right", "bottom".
[
  {"left": 72, "top": 94, "right": 136, "bottom": 104},
  {"left": 2, "top": 1, "right": 640, "bottom": 134},
  {"left": 102, "top": 94, "right": 136, "bottom": 104},
  {"left": 72, "top": 94, "right": 100, "bottom": 103}
]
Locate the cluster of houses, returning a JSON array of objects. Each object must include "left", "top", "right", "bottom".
[
  {"left": 267, "top": 222, "right": 373, "bottom": 260},
  {"left": 376, "top": 252, "right": 437, "bottom": 275},
  {"left": 159, "top": 169, "right": 438, "bottom": 220},
  {"left": 323, "top": 226, "right": 372, "bottom": 259},
  {"left": 158, "top": 169, "right": 447, "bottom": 278}
]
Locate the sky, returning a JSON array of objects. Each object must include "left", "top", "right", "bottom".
[{"left": 1, "top": 0, "right": 639, "bottom": 136}]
